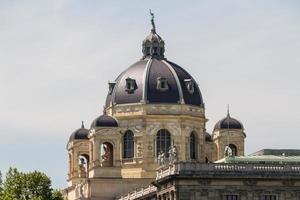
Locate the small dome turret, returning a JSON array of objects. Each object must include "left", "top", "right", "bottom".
[
  {"left": 91, "top": 115, "right": 118, "bottom": 128},
  {"left": 214, "top": 109, "right": 244, "bottom": 131},
  {"left": 69, "top": 121, "right": 89, "bottom": 141}
]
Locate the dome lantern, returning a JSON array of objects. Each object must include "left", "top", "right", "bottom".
[{"left": 142, "top": 10, "right": 165, "bottom": 59}]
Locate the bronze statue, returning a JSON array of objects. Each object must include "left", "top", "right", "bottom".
[{"left": 149, "top": 9, "right": 156, "bottom": 32}]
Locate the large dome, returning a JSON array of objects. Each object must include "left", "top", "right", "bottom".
[{"left": 105, "top": 27, "right": 203, "bottom": 108}]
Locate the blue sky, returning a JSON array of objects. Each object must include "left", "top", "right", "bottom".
[{"left": 1, "top": 0, "right": 300, "bottom": 188}]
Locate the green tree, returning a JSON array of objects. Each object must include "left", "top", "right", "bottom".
[
  {"left": 1, "top": 167, "right": 63, "bottom": 200},
  {"left": 52, "top": 189, "right": 64, "bottom": 200},
  {"left": 2, "top": 168, "right": 23, "bottom": 200},
  {"left": 0, "top": 170, "right": 3, "bottom": 197}
]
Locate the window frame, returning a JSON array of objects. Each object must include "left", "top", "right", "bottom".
[
  {"left": 261, "top": 195, "right": 277, "bottom": 200},
  {"left": 125, "top": 77, "right": 137, "bottom": 94},
  {"left": 190, "top": 132, "right": 197, "bottom": 160},
  {"left": 184, "top": 79, "right": 195, "bottom": 94},
  {"left": 223, "top": 194, "right": 239, "bottom": 200},
  {"left": 156, "top": 77, "right": 169, "bottom": 92},
  {"left": 123, "top": 130, "right": 134, "bottom": 159},
  {"left": 229, "top": 144, "right": 238, "bottom": 156},
  {"left": 156, "top": 129, "right": 171, "bottom": 157}
]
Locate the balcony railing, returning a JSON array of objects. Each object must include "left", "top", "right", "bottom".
[
  {"left": 156, "top": 162, "right": 300, "bottom": 180},
  {"left": 115, "top": 185, "right": 157, "bottom": 200}
]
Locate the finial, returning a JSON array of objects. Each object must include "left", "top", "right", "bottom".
[
  {"left": 149, "top": 9, "right": 156, "bottom": 32},
  {"left": 81, "top": 121, "right": 84, "bottom": 128},
  {"left": 103, "top": 106, "right": 107, "bottom": 115},
  {"left": 227, "top": 104, "right": 230, "bottom": 117}
]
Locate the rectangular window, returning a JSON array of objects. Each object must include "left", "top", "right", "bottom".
[
  {"left": 261, "top": 195, "right": 277, "bottom": 200},
  {"left": 156, "top": 77, "right": 169, "bottom": 91},
  {"left": 223, "top": 195, "right": 238, "bottom": 200}
]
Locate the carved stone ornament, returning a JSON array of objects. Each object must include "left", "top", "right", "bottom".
[
  {"left": 197, "top": 179, "right": 211, "bottom": 186},
  {"left": 89, "top": 129, "right": 96, "bottom": 137},
  {"left": 95, "top": 128, "right": 116, "bottom": 136},
  {"left": 137, "top": 142, "right": 143, "bottom": 157},
  {"left": 146, "top": 124, "right": 161, "bottom": 135},
  {"left": 133, "top": 125, "right": 143, "bottom": 133},
  {"left": 75, "top": 180, "right": 86, "bottom": 198},
  {"left": 282, "top": 179, "right": 295, "bottom": 186},
  {"left": 243, "top": 180, "right": 257, "bottom": 186}
]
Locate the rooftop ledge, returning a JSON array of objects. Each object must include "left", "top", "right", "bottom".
[{"left": 156, "top": 162, "right": 300, "bottom": 180}]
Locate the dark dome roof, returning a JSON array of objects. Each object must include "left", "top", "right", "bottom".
[
  {"left": 91, "top": 115, "right": 118, "bottom": 128},
  {"left": 69, "top": 122, "right": 89, "bottom": 141},
  {"left": 214, "top": 114, "right": 244, "bottom": 131},
  {"left": 105, "top": 21, "right": 204, "bottom": 109},
  {"left": 105, "top": 59, "right": 204, "bottom": 108},
  {"left": 205, "top": 132, "right": 213, "bottom": 142}
]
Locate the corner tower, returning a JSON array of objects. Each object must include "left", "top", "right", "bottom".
[{"left": 212, "top": 108, "right": 246, "bottom": 160}]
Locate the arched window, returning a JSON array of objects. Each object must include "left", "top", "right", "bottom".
[
  {"left": 229, "top": 144, "right": 238, "bottom": 156},
  {"left": 156, "top": 129, "right": 171, "bottom": 157},
  {"left": 123, "top": 130, "right": 134, "bottom": 159},
  {"left": 78, "top": 154, "right": 89, "bottom": 178},
  {"left": 101, "top": 142, "right": 113, "bottom": 167},
  {"left": 190, "top": 132, "right": 197, "bottom": 159}
]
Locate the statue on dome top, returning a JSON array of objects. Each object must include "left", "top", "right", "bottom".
[{"left": 149, "top": 9, "right": 156, "bottom": 32}]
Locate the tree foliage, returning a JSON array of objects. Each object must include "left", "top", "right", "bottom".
[
  {"left": 0, "top": 170, "right": 3, "bottom": 195},
  {"left": 0, "top": 168, "right": 63, "bottom": 200},
  {"left": 52, "top": 189, "right": 64, "bottom": 200}
]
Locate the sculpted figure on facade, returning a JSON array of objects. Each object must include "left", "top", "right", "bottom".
[
  {"left": 168, "top": 145, "right": 178, "bottom": 164},
  {"left": 102, "top": 144, "right": 109, "bottom": 161},
  {"left": 172, "top": 145, "right": 178, "bottom": 163},
  {"left": 78, "top": 157, "right": 86, "bottom": 178},
  {"left": 75, "top": 181, "right": 84, "bottom": 198},
  {"left": 158, "top": 151, "right": 166, "bottom": 167},
  {"left": 137, "top": 142, "right": 143, "bottom": 157},
  {"left": 224, "top": 145, "right": 233, "bottom": 157},
  {"left": 101, "top": 143, "right": 113, "bottom": 167}
]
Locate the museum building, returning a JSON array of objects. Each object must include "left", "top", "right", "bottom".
[{"left": 63, "top": 16, "right": 300, "bottom": 200}]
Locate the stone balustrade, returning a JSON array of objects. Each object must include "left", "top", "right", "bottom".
[
  {"left": 115, "top": 185, "right": 157, "bottom": 200},
  {"left": 156, "top": 162, "right": 300, "bottom": 180},
  {"left": 115, "top": 162, "right": 300, "bottom": 200}
]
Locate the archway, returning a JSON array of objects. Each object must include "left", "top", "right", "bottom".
[
  {"left": 229, "top": 144, "right": 238, "bottom": 156},
  {"left": 101, "top": 142, "right": 113, "bottom": 167},
  {"left": 78, "top": 154, "right": 89, "bottom": 178}
]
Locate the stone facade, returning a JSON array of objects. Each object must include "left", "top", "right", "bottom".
[
  {"left": 63, "top": 17, "right": 296, "bottom": 200},
  {"left": 116, "top": 162, "right": 300, "bottom": 200},
  {"left": 153, "top": 162, "right": 300, "bottom": 200}
]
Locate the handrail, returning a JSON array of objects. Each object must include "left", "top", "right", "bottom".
[{"left": 115, "top": 185, "right": 157, "bottom": 200}]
